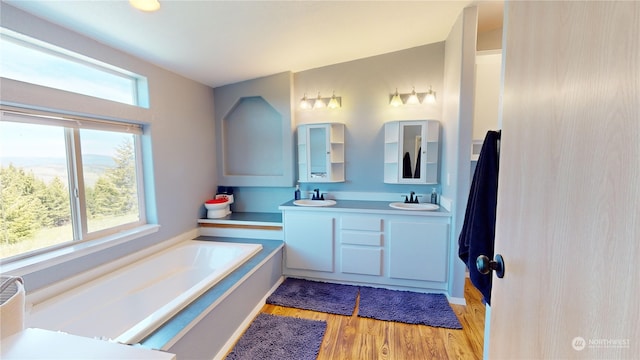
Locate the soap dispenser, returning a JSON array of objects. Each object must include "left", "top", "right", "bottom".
[
  {"left": 431, "top": 188, "right": 438, "bottom": 204},
  {"left": 294, "top": 184, "right": 301, "bottom": 200}
]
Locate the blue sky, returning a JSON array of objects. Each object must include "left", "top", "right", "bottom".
[
  {"left": 1, "top": 30, "right": 136, "bottom": 106},
  {"left": 0, "top": 121, "right": 131, "bottom": 159}
]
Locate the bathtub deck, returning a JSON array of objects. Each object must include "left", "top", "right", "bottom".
[{"left": 139, "top": 236, "right": 283, "bottom": 352}]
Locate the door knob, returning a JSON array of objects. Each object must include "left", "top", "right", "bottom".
[{"left": 476, "top": 254, "right": 505, "bottom": 278}]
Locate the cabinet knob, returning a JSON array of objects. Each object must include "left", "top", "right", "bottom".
[{"left": 476, "top": 254, "right": 505, "bottom": 278}]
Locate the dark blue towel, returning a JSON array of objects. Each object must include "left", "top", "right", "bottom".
[
  {"left": 458, "top": 130, "right": 500, "bottom": 305},
  {"left": 402, "top": 152, "right": 412, "bottom": 178},
  {"left": 414, "top": 147, "right": 421, "bottom": 178}
]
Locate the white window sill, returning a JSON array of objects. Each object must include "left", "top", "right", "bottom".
[{"left": 0, "top": 224, "right": 160, "bottom": 277}]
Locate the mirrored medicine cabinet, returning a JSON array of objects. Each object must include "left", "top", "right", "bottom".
[
  {"left": 384, "top": 120, "right": 440, "bottom": 184},
  {"left": 297, "top": 123, "right": 345, "bottom": 183}
]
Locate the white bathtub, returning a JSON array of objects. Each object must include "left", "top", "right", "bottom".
[{"left": 26, "top": 240, "right": 262, "bottom": 345}]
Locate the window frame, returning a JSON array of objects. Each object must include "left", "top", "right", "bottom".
[
  {"left": 0, "top": 27, "right": 148, "bottom": 108},
  {"left": 0, "top": 107, "right": 149, "bottom": 263}
]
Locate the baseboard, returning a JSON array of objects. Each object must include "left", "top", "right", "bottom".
[{"left": 447, "top": 296, "right": 467, "bottom": 306}]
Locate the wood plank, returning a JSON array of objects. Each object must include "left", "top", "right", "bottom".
[{"left": 198, "top": 223, "right": 282, "bottom": 230}]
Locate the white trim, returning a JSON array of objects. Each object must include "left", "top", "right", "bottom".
[
  {"left": 1, "top": 107, "right": 143, "bottom": 134},
  {"left": 447, "top": 295, "right": 467, "bottom": 306},
  {"left": 1, "top": 224, "right": 161, "bottom": 277},
  {"left": 439, "top": 196, "right": 453, "bottom": 211},
  {"left": 483, "top": 304, "right": 491, "bottom": 360}
]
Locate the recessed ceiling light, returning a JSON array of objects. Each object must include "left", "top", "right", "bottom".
[{"left": 129, "top": 0, "right": 160, "bottom": 12}]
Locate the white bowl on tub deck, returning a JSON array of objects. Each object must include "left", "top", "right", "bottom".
[{"left": 205, "top": 194, "right": 233, "bottom": 218}]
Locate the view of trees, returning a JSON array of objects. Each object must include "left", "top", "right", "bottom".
[{"left": 0, "top": 139, "right": 137, "bottom": 245}]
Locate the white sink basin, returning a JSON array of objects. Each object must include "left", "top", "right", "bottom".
[
  {"left": 389, "top": 202, "right": 439, "bottom": 211},
  {"left": 293, "top": 199, "right": 337, "bottom": 207}
]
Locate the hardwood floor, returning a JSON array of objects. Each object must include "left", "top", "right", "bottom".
[{"left": 258, "top": 278, "right": 485, "bottom": 360}]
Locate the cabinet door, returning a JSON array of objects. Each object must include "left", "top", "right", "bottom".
[
  {"left": 384, "top": 120, "right": 439, "bottom": 184},
  {"left": 297, "top": 123, "right": 345, "bottom": 183},
  {"left": 389, "top": 220, "right": 448, "bottom": 282},
  {"left": 284, "top": 212, "right": 334, "bottom": 272}
]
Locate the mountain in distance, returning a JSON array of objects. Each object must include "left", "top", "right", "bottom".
[{"left": 1, "top": 154, "right": 116, "bottom": 187}]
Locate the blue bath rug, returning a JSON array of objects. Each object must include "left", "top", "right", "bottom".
[
  {"left": 266, "top": 278, "right": 358, "bottom": 316},
  {"left": 225, "top": 313, "right": 326, "bottom": 360},
  {"left": 358, "top": 286, "right": 462, "bottom": 329}
]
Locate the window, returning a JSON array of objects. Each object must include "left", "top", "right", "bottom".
[
  {"left": 0, "top": 28, "right": 148, "bottom": 108},
  {"left": 0, "top": 109, "right": 146, "bottom": 260}
]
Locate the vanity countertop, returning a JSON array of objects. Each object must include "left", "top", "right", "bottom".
[{"left": 279, "top": 199, "right": 451, "bottom": 217}]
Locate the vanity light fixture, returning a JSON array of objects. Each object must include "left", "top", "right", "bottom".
[
  {"left": 389, "top": 86, "right": 437, "bottom": 106},
  {"left": 300, "top": 91, "right": 342, "bottom": 110},
  {"left": 129, "top": 0, "right": 160, "bottom": 12}
]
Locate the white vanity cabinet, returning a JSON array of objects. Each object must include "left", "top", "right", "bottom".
[
  {"left": 280, "top": 201, "right": 451, "bottom": 292},
  {"left": 283, "top": 212, "right": 335, "bottom": 272},
  {"left": 297, "top": 123, "right": 345, "bottom": 183},
  {"left": 384, "top": 120, "right": 440, "bottom": 184}
]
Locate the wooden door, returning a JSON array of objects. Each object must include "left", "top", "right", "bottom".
[{"left": 489, "top": 1, "right": 639, "bottom": 358}]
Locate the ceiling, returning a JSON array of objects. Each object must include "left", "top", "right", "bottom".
[{"left": 5, "top": 1, "right": 503, "bottom": 88}]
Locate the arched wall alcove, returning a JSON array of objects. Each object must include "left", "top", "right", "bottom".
[
  {"left": 214, "top": 71, "right": 294, "bottom": 187},
  {"left": 222, "top": 96, "right": 283, "bottom": 176}
]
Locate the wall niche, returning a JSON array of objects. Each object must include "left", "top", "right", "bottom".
[{"left": 214, "top": 72, "right": 294, "bottom": 187}]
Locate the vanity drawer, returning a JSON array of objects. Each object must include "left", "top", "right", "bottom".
[
  {"left": 341, "top": 216, "right": 382, "bottom": 231},
  {"left": 341, "top": 231, "right": 383, "bottom": 246}
]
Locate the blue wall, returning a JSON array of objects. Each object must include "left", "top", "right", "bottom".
[{"left": 217, "top": 42, "right": 447, "bottom": 212}]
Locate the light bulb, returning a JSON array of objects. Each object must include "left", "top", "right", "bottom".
[
  {"left": 313, "top": 93, "right": 325, "bottom": 109},
  {"left": 129, "top": 0, "right": 160, "bottom": 12},
  {"left": 328, "top": 92, "right": 340, "bottom": 109},
  {"left": 424, "top": 87, "right": 436, "bottom": 104},
  {"left": 390, "top": 89, "right": 403, "bottom": 107},
  {"left": 300, "top": 94, "right": 311, "bottom": 109},
  {"left": 406, "top": 87, "right": 420, "bottom": 105}
]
